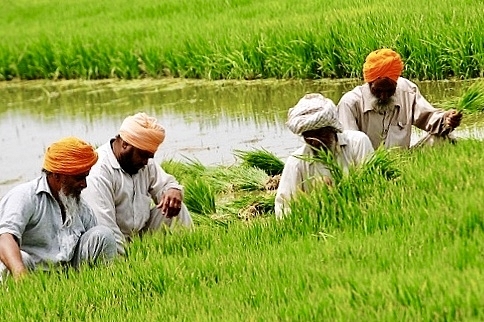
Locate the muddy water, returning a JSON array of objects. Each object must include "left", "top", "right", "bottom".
[{"left": 0, "top": 78, "right": 480, "bottom": 197}]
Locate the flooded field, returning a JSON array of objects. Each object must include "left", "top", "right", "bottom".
[{"left": 0, "top": 78, "right": 481, "bottom": 197}]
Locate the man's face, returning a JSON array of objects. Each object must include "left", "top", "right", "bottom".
[
  {"left": 118, "top": 144, "right": 154, "bottom": 175},
  {"left": 59, "top": 171, "right": 89, "bottom": 199},
  {"left": 302, "top": 127, "right": 337, "bottom": 152},
  {"left": 369, "top": 77, "right": 397, "bottom": 104}
]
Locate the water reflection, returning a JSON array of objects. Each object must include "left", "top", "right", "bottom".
[{"left": 0, "top": 78, "right": 481, "bottom": 197}]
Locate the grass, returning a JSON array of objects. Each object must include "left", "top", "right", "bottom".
[
  {"left": 1, "top": 140, "right": 484, "bottom": 320},
  {"left": 1, "top": 0, "right": 484, "bottom": 80}
]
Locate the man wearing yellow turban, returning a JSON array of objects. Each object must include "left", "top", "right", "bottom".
[
  {"left": 0, "top": 137, "right": 116, "bottom": 281},
  {"left": 337, "top": 48, "right": 462, "bottom": 149},
  {"left": 82, "top": 113, "right": 193, "bottom": 255},
  {"left": 275, "top": 93, "right": 374, "bottom": 218}
]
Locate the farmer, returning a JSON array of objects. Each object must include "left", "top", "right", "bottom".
[
  {"left": 82, "top": 112, "right": 193, "bottom": 255},
  {"left": 337, "top": 48, "right": 462, "bottom": 149},
  {"left": 0, "top": 137, "right": 117, "bottom": 281},
  {"left": 275, "top": 93, "right": 374, "bottom": 218}
]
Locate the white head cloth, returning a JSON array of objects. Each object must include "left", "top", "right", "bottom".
[{"left": 286, "top": 93, "right": 343, "bottom": 135}]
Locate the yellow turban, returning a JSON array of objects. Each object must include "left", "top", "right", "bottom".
[
  {"left": 363, "top": 48, "right": 404, "bottom": 83},
  {"left": 43, "top": 137, "right": 98, "bottom": 175},
  {"left": 119, "top": 112, "right": 165, "bottom": 154}
]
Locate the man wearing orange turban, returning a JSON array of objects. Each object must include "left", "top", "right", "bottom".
[
  {"left": 0, "top": 137, "right": 116, "bottom": 281},
  {"left": 337, "top": 48, "right": 462, "bottom": 149},
  {"left": 83, "top": 113, "right": 193, "bottom": 255}
]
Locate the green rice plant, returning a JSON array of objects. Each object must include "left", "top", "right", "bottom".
[
  {"left": 182, "top": 177, "right": 216, "bottom": 216},
  {"left": 2, "top": 0, "right": 484, "bottom": 80},
  {"left": 2, "top": 140, "right": 484, "bottom": 320},
  {"left": 358, "top": 147, "right": 402, "bottom": 181},
  {"left": 234, "top": 148, "right": 285, "bottom": 176},
  {"left": 287, "top": 146, "right": 403, "bottom": 232}
]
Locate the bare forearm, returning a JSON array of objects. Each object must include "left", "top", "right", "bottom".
[{"left": 0, "top": 233, "right": 27, "bottom": 279}]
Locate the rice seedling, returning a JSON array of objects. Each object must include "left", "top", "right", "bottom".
[
  {"left": 182, "top": 176, "right": 216, "bottom": 216},
  {"left": 208, "top": 165, "right": 268, "bottom": 192},
  {"left": 456, "top": 81, "right": 484, "bottom": 113},
  {"left": 440, "top": 81, "right": 484, "bottom": 113},
  {"left": 161, "top": 157, "right": 207, "bottom": 184},
  {"left": 234, "top": 148, "right": 285, "bottom": 176}
]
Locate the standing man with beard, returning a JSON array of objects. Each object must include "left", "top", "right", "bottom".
[
  {"left": 83, "top": 112, "right": 193, "bottom": 255},
  {"left": 0, "top": 137, "right": 117, "bottom": 281},
  {"left": 337, "top": 48, "right": 462, "bottom": 149},
  {"left": 275, "top": 93, "right": 374, "bottom": 218}
]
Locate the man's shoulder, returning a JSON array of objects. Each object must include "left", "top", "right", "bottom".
[
  {"left": 1, "top": 176, "right": 42, "bottom": 201},
  {"left": 90, "top": 142, "right": 117, "bottom": 175},
  {"left": 396, "top": 77, "right": 418, "bottom": 91}
]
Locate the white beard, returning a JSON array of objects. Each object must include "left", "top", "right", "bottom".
[
  {"left": 58, "top": 188, "right": 81, "bottom": 227},
  {"left": 369, "top": 95, "right": 396, "bottom": 114}
]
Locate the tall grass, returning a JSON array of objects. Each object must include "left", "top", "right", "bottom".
[
  {"left": 1, "top": 0, "right": 484, "bottom": 80},
  {"left": 1, "top": 140, "right": 484, "bottom": 320}
]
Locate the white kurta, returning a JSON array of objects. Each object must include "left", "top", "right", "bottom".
[
  {"left": 337, "top": 77, "right": 446, "bottom": 149},
  {"left": 82, "top": 141, "right": 193, "bottom": 254},
  {"left": 275, "top": 130, "right": 374, "bottom": 218}
]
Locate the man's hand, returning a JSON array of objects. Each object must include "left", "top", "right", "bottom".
[
  {"left": 156, "top": 188, "right": 183, "bottom": 218},
  {"left": 444, "top": 109, "right": 463, "bottom": 129},
  {"left": 0, "top": 233, "right": 28, "bottom": 281}
]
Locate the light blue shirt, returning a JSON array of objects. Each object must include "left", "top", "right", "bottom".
[{"left": 0, "top": 173, "right": 97, "bottom": 268}]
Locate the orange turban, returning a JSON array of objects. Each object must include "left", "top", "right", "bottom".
[
  {"left": 363, "top": 48, "right": 404, "bottom": 83},
  {"left": 43, "top": 137, "right": 98, "bottom": 175},
  {"left": 119, "top": 113, "right": 165, "bottom": 154}
]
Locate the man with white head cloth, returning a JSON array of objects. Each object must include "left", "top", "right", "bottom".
[
  {"left": 83, "top": 113, "right": 193, "bottom": 255},
  {"left": 275, "top": 93, "right": 374, "bottom": 218}
]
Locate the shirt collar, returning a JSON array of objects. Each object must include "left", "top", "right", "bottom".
[
  {"left": 104, "top": 140, "right": 122, "bottom": 170},
  {"left": 35, "top": 172, "right": 55, "bottom": 197}
]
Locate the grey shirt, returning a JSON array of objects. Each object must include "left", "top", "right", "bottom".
[
  {"left": 0, "top": 174, "right": 97, "bottom": 268},
  {"left": 337, "top": 77, "right": 446, "bottom": 149}
]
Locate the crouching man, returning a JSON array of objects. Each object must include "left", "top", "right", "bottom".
[
  {"left": 275, "top": 93, "right": 374, "bottom": 218},
  {"left": 0, "top": 137, "right": 117, "bottom": 281}
]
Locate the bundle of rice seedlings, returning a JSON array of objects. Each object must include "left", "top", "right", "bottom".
[
  {"left": 457, "top": 82, "right": 484, "bottom": 113},
  {"left": 264, "top": 174, "right": 281, "bottom": 191},
  {"left": 440, "top": 81, "right": 484, "bottom": 113},
  {"left": 234, "top": 148, "right": 285, "bottom": 176},
  {"left": 161, "top": 157, "right": 207, "bottom": 184},
  {"left": 209, "top": 165, "right": 268, "bottom": 192},
  {"left": 183, "top": 177, "right": 216, "bottom": 216},
  {"left": 226, "top": 193, "right": 275, "bottom": 220}
]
